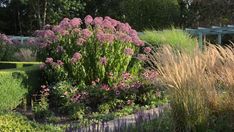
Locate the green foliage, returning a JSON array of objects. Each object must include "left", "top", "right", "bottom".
[
  {"left": 120, "top": 0, "right": 180, "bottom": 31},
  {"left": 0, "top": 72, "right": 27, "bottom": 111},
  {"left": 140, "top": 28, "right": 197, "bottom": 52},
  {"left": 0, "top": 63, "right": 41, "bottom": 111},
  {"left": 0, "top": 112, "right": 62, "bottom": 131}
]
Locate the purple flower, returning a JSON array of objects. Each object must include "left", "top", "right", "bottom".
[
  {"left": 143, "top": 70, "right": 158, "bottom": 81},
  {"left": 124, "top": 48, "right": 134, "bottom": 56},
  {"left": 57, "top": 60, "right": 64, "bottom": 66},
  {"left": 93, "top": 17, "right": 103, "bottom": 26},
  {"left": 101, "top": 84, "right": 110, "bottom": 91},
  {"left": 100, "top": 56, "right": 107, "bottom": 65},
  {"left": 117, "top": 32, "right": 132, "bottom": 43},
  {"left": 77, "top": 38, "right": 86, "bottom": 46},
  {"left": 81, "top": 29, "right": 92, "bottom": 39},
  {"left": 132, "top": 36, "right": 144, "bottom": 46},
  {"left": 144, "top": 47, "right": 152, "bottom": 53},
  {"left": 45, "top": 57, "right": 53, "bottom": 64},
  {"left": 0, "top": 33, "right": 12, "bottom": 44},
  {"left": 70, "top": 18, "right": 82, "bottom": 27},
  {"left": 102, "top": 19, "right": 114, "bottom": 29},
  {"left": 84, "top": 15, "right": 93, "bottom": 25},
  {"left": 137, "top": 54, "right": 147, "bottom": 61},
  {"left": 122, "top": 72, "right": 131, "bottom": 80},
  {"left": 59, "top": 18, "right": 71, "bottom": 29},
  {"left": 96, "top": 31, "right": 115, "bottom": 43},
  {"left": 71, "top": 52, "right": 82, "bottom": 64}
]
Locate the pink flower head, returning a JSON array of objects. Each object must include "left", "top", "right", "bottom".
[
  {"left": 26, "top": 38, "right": 36, "bottom": 45},
  {"left": 45, "top": 57, "right": 53, "bottom": 64},
  {"left": 102, "top": 19, "right": 114, "bottom": 29},
  {"left": 105, "top": 16, "right": 118, "bottom": 27},
  {"left": 122, "top": 72, "right": 131, "bottom": 80},
  {"left": 0, "top": 33, "right": 12, "bottom": 44},
  {"left": 129, "top": 29, "right": 138, "bottom": 37},
  {"left": 72, "top": 94, "right": 82, "bottom": 102},
  {"left": 117, "top": 23, "right": 131, "bottom": 33},
  {"left": 100, "top": 56, "right": 107, "bottom": 65},
  {"left": 132, "top": 36, "right": 144, "bottom": 46},
  {"left": 84, "top": 15, "right": 93, "bottom": 25},
  {"left": 70, "top": 18, "right": 82, "bottom": 27},
  {"left": 36, "top": 30, "right": 55, "bottom": 39},
  {"left": 77, "top": 38, "right": 86, "bottom": 46},
  {"left": 82, "top": 29, "right": 92, "bottom": 39},
  {"left": 71, "top": 52, "right": 82, "bottom": 64},
  {"left": 59, "top": 18, "right": 71, "bottom": 29},
  {"left": 57, "top": 60, "right": 64, "bottom": 66},
  {"left": 117, "top": 32, "right": 132, "bottom": 43},
  {"left": 101, "top": 84, "right": 110, "bottom": 91},
  {"left": 73, "top": 28, "right": 80, "bottom": 33},
  {"left": 96, "top": 31, "right": 115, "bottom": 43},
  {"left": 144, "top": 47, "right": 152, "bottom": 53},
  {"left": 124, "top": 48, "right": 134, "bottom": 56},
  {"left": 93, "top": 17, "right": 103, "bottom": 26},
  {"left": 60, "top": 30, "right": 70, "bottom": 36},
  {"left": 137, "top": 54, "right": 147, "bottom": 61},
  {"left": 143, "top": 70, "right": 158, "bottom": 80}
]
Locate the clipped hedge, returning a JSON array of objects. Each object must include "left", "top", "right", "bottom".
[
  {"left": 0, "top": 62, "right": 42, "bottom": 111},
  {"left": 0, "top": 112, "right": 62, "bottom": 131}
]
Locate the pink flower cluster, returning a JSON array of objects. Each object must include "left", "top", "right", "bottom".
[
  {"left": 71, "top": 52, "right": 82, "bottom": 64},
  {"left": 143, "top": 70, "right": 158, "bottom": 81},
  {"left": 0, "top": 33, "right": 13, "bottom": 44}
]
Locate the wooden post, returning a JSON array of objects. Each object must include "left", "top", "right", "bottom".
[
  {"left": 218, "top": 34, "right": 222, "bottom": 44},
  {"left": 198, "top": 32, "right": 203, "bottom": 49}
]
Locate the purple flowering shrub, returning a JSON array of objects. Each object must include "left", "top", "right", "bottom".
[
  {"left": 37, "top": 15, "right": 146, "bottom": 86},
  {"left": 0, "top": 33, "right": 15, "bottom": 61},
  {"left": 34, "top": 15, "right": 166, "bottom": 121}
]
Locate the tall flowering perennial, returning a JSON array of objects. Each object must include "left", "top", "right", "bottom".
[{"left": 37, "top": 15, "right": 146, "bottom": 86}]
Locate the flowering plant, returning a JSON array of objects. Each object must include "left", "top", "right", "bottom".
[{"left": 37, "top": 15, "right": 146, "bottom": 86}]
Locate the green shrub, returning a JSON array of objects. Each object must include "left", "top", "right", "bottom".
[
  {"left": 0, "top": 72, "right": 27, "bottom": 111},
  {"left": 0, "top": 112, "right": 62, "bottom": 131},
  {"left": 0, "top": 63, "right": 41, "bottom": 111},
  {"left": 37, "top": 16, "right": 144, "bottom": 86},
  {"left": 140, "top": 28, "right": 197, "bottom": 52}
]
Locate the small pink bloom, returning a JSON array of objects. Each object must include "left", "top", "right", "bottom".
[
  {"left": 71, "top": 52, "right": 82, "bottom": 64},
  {"left": 45, "top": 57, "right": 53, "bottom": 64},
  {"left": 100, "top": 56, "right": 107, "bottom": 65},
  {"left": 84, "top": 15, "right": 93, "bottom": 25},
  {"left": 122, "top": 72, "right": 131, "bottom": 80},
  {"left": 144, "top": 47, "right": 152, "bottom": 53},
  {"left": 59, "top": 18, "right": 71, "bottom": 29},
  {"left": 102, "top": 19, "right": 114, "bottom": 29},
  {"left": 124, "top": 48, "right": 134, "bottom": 56},
  {"left": 93, "top": 17, "right": 103, "bottom": 26},
  {"left": 70, "top": 18, "right": 82, "bottom": 27},
  {"left": 101, "top": 84, "right": 110, "bottom": 91},
  {"left": 82, "top": 29, "right": 92, "bottom": 39},
  {"left": 57, "top": 60, "right": 64, "bottom": 66},
  {"left": 77, "top": 38, "right": 86, "bottom": 46},
  {"left": 137, "top": 54, "right": 147, "bottom": 61}
]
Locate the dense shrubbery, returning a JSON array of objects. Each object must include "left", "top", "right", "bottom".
[
  {"left": 29, "top": 16, "right": 168, "bottom": 123},
  {"left": 140, "top": 28, "right": 197, "bottom": 52}
]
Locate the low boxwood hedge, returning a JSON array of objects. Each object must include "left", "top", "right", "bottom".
[{"left": 0, "top": 62, "right": 42, "bottom": 111}]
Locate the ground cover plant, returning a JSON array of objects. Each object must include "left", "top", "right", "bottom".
[{"left": 147, "top": 44, "right": 234, "bottom": 131}]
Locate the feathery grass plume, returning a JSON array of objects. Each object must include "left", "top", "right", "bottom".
[{"left": 147, "top": 44, "right": 234, "bottom": 131}]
